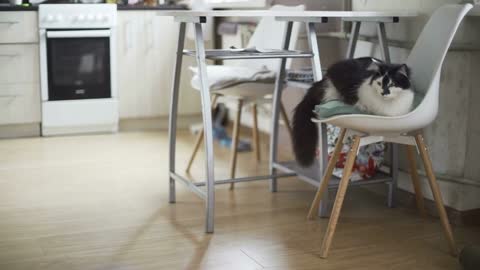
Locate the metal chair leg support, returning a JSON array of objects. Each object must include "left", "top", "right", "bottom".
[
  {"left": 193, "top": 22, "right": 215, "bottom": 233},
  {"left": 280, "top": 103, "right": 294, "bottom": 143},
  {"left": 168, "top": 22, "right": 186, "bottom": 204},
  {"left": 388, "top": 144, "right": 399, "bottom": 208}
]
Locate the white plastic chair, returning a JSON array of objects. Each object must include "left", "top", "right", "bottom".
[
  {"left": 186, "top": 5, "right": 305, "bottom": 189},
  {"left": 307, "top": 4, "right": 473, "bottom": 258}
]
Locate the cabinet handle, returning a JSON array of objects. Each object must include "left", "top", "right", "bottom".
[
  {"left": 125, "top": 21, "right": 133, "bottom": 51},
  {"left": 0, "top": 54, "right": 19, "bottom": 58},
  {"left": 147, "top": 20, "right": 154, "bottom": 51},
  {"left": 0, "top": 21, "right": 19, "bottom": 25}
]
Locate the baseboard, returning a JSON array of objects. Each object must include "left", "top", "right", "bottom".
[
  {"left": 0, "top": 115, "right": 203, "bottom": 138},
  {"left": 119, "top": 114, "right": 202, "bottom": 131},
  {"left": 364, "top": 183, "right": 480, "bottom": 226},
  {"left": 0, "top": 123, "right": 41, "bottom": 139},
  {"left": 42, "top": 124, "right": 118, "bottom": 136}
]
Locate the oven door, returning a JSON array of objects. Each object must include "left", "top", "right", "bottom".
[{"left": 45, "top": 30, "right": 111, "bottom": 101}]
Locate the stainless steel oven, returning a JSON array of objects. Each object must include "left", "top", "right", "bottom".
[{"left": 39, "top": 4, "right": 118, "bottom": 136}]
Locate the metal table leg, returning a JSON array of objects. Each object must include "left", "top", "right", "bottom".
[
  {"left": 193, "top": 22, "right": 216, "bottom": 233},
  {"left": 168, "top": 22, "right": 186, "bottom": 204},
  {"left": 269, "top": 21, "right": 293, "bottom": 192},
  {"left": 346, "top": 21, "right": 361, "bottom": 59},
  {"left": 305, "top": 22, "right": 330, "bottom": 217},
  {"left": 377, "top": 22, "right": 397, "bottom": 207},
  {"left": 377, "top": 22, "right": 391, "bottom": 63}
]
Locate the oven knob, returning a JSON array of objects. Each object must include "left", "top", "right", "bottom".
[
  {"left": 87, "top": 14, "right": 94, "bottom": 21},
  {"left": 77, "top": 14, "right": 85, "bottom": 22},
  {"left": 56, "top": 14, "right": 63, "bottom": 22},
  {"left": 95, "top": 14, "right": 103, "bottom": 21},
  {"left": 102, "top": 15, "right": 109, "bottom": 22},
  {"left": 45, "top": 14, "right": 54, "bottom": 22}
]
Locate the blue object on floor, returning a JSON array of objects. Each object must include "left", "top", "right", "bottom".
[{"left": 213, "top": 126, "right": 251, "bottom": 152}]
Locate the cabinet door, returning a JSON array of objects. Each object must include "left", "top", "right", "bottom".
[
  {"left": 0, "top": 44, "right": 41, "bottom": 125},
  {"left": 0, "top": 44, "right": 39, "bottom": 84},
  {"left": 0, "top": 83, "right": 41, "bottom": 124},
  {"left": 117, "top": 11, "right": 145, "bottom": 119},
  {"left": 117, "top": 11, "right": 202, "bottom": 119},
  {"left": 141, "top": 13, "right": 177, "bottom": 117},
  {"left": 0, "top": 12, "right": 38, "bottom": 44}
]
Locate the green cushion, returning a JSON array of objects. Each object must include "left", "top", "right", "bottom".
[{"left": 314, "top": 92, "right": 424, "bottom": 119}]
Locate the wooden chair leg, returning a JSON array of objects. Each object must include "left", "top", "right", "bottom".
[
  {"left": 280, "top": 103, "right": 294, "bottom": 143},
  {"left": 229, "top": 100, "right": 243, "bottom": 190},
  {"left": 252, "top": 104, "right": 260, "bottom": 161},
  {"left": 319, "top": 135, "right": 361, "bottom": 259},
  {"left": 307, "top": 128, "right": 347, "bottom": 220},
  {"left": 415, "top": 134, "right": 457, "bottom": 256},
  {"left": 186, "top": 95, "right": 219, "bottom": 173},
  {"left": 406, "top": 145, "right": 427, "bottom": 216}
]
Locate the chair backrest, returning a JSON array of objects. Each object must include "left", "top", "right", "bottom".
[
  {"left": 234, "top": 4, "right": 305, "bottom": 71},
  {"left": 406, "top": 4, "right": 472, "bottom": 124}
]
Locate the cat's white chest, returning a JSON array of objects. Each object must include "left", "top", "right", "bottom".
[{"left": 356, "top": 81, "right": 414, "bottom": 116}]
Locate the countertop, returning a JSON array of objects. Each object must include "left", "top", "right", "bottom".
[
  {"left": 0, "top": 3, "right": 187, "bottom": 11},
  {"left": 0, "top": 4, "right": 37, "bottom": 11},
  {"left": 158, "top": 10, "right": 418, "bottom": 18},
  {"left": 117, "top": 4, "right": 187, "bottom": 11}
]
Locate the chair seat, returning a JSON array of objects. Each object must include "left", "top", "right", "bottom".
[
  {"left": 312, "top": 110, "right": 432, "bottom": 135},
  {"left": 211, "top": 82, "right": 275, "bottom": 102},
  {"left": 190, "top": 65, "right": 276, "bottom": 92}
]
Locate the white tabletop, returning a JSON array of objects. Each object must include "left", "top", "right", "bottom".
[{"left": 156, "top": 10, "right": 418, "bottom": 18}]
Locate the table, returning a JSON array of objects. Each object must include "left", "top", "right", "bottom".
[{"left": 157, "top": 10, "right": 417, "bottom": 233}]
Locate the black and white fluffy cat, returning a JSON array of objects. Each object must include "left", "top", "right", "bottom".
[{"left": 292, "top": 57, "right": 414, "bottom": 167}]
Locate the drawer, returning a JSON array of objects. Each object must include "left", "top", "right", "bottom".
[
  {"left": 0, "top": 12, "right": 38, "bottom": 43},
  {"left": 0, "top": 83, "right": 41, "bottom": 125},
  {"left": 0, "top": 44, "right": 39, "bottom": 84}
]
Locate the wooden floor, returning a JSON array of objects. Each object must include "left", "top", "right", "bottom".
[{"left": 0, "top": 131, "right": 479, "bottom": 270}]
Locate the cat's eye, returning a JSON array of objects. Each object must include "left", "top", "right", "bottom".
[{"left": 376, "top": 81, "right": 381, "bottom": 86}]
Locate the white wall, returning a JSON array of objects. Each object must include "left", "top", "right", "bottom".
[
  {"left": 219, "top": 0, "right": 480, "bottom": 210},
  {"left": 351, "top": 0, "right": 480, "bottom": 210}
]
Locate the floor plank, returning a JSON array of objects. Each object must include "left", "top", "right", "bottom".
[{"left": 0, "top": 131, "right": 478, "bottom": 269}]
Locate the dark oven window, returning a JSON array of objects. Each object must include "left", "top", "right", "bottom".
[{"left": 47, "top": 35, "right": 111, "bottom": 101}]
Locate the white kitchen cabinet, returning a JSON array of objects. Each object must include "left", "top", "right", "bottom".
[
  {"left": 0, "top": 44, "right": 39, "bottom": 85},
  {"left": 117, "top": 11, "right": 202, "bottom": 119},
  {"left": 0, "top": 12, "right": 40, "bottom": 127},
  {"left": 0, "top": 12, "right": 38, "bottom": 43},
  {"left": 0, "top": 83, "right": 40, "bottom": 125}
]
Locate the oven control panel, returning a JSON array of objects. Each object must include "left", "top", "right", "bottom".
[{"left": 39, "top": 4, "right": 117, "bottom": 29}]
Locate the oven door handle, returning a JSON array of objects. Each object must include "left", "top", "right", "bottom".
[{"left": 46, "top": 30, "right": 111, "bottom": 39}]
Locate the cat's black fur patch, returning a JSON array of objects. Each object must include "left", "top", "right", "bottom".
[{"left": 292, "top": 57, "right": 411, "bottom": 167}]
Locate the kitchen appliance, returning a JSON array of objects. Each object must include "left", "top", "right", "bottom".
[{"left": 39, "top": 4, "right": 118, "bottom": 136}]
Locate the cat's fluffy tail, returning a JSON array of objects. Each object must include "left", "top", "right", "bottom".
[{"left": 292, "top": 80, "right": 326, "bottom": 167}]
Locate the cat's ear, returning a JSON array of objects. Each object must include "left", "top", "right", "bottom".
[{"left": 398, "top": 64, "right": 410, "bottom": 77}]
